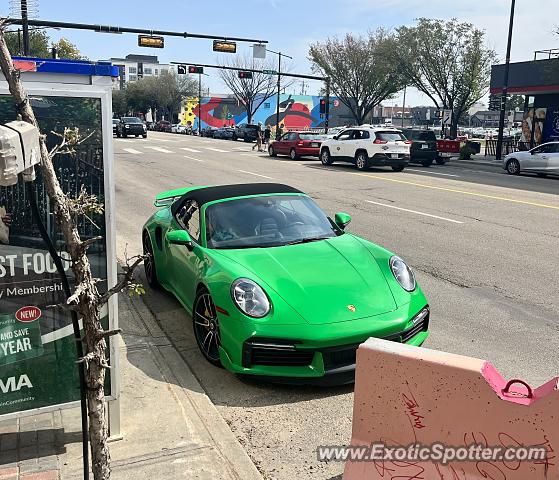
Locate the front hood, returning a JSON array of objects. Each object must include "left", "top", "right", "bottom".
[{"left": 214, "top": 234, "right": 397, "bottom": 325}]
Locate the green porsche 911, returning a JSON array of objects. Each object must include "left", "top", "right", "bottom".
[{"left": 142, "top": 183, "right": 429, "bottom": 384}]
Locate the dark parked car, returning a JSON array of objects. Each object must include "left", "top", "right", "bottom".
[
  {"left": 201, "top": 126, "right": 218, "bottom": 138},
  {"left": 214, "top": 127, "right": 236, "bottom": 140},
  {"left": 402, "top": 128, "right": 438, "bottom": 166},
  {"left": 233, "top": 124, "right": 259, "bottom": 142},
  {"left": 112, "top": 118, "right": 119, "bottom": 136},
  {"left": 155, "top": 120, "right": 171, "bottom": 132},
  {"left": 116, "top": 117, "right": 147, "bottom": 138}
]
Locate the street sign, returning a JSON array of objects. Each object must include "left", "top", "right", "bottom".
[
  {"left": 213, "top": 40, "right": 236, "bottom": 54},
  {"left": 443, "top": 109, "right": 452, "bottom": 126},
  {"left": 177, "top": 64, "right": 187, "bottom": 75},
  {"left": 137, "top": 35, "right": 164, "bottom": 49},
  {"left": 262, "top": 69, "right": 277, "bottom": 75},
  {"left": 253, "top": 44, "right": 266, "bottom": 59}
]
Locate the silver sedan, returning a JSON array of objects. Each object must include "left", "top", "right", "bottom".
[{"left": 503, "top": 142, "right": 559, "bottom": 177}]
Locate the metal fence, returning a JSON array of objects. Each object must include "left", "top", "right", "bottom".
[{"left": 484, "top": 139, "right": 540, "bottom": 156}]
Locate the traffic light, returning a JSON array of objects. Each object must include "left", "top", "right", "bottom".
[
  {"left": 188, "top": 66, "right": 204, "bottom": 74},
  {"left": 238, "top": 71, "right": 253, "bottom": 79},
  {"left": 213, "top": 40, "right": 237, "bottom": 53},
  {"left": 319, "top": 98, "right": 326, "bottom": 114},
  {"left": 177, "top": 64, "right": 187, "bottom": 75}
]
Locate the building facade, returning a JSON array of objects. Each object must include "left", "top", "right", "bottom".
[
  {"left": 491, "top": 52, "right": 559, "bottom": 147},
  {"left": 102, "top": 54, "right": 171, "bottom": 90}
]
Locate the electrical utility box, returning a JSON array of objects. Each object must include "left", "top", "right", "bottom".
[{"left": 0, "top": 57, "right": 119, "bottom": 422}]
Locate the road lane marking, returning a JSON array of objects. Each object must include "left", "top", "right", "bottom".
[
  {"left": 204, "top": 147, "right": 230, "bottom": 153},
  {"left": 147, "top": 146, "right": 174, "bottom": 153},
  {"left": 366, "top": 201, "right": 464, "bottom": 224},
  {"left": 237, "top": 170, "right": 274, "bottom": 179},
  {"left": 181, "top": 147, "right": 202, "bottom": 153},
  {"left": 351, "top": 172, "right": 559, "bottom": 211},
  {"left": 184, "top": 155, "right": 204, "bottom": 163},
  {"left": 406, "top": 168, "right": 460, "bottom": 178},
  {"left": 122, "top": 148, "right": 142, "bottom": 155}
]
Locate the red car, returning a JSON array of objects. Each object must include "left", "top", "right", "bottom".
[{"left": 268, "top": 131, "right": 326, "bottom": 159}]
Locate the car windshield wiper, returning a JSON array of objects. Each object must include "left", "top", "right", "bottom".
[{"left": 284, "top": 236, "right": 331, "bottom": 246}]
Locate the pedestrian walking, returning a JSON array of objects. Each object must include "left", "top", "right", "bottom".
[
  {"left": 263, "top": 124, "right": 272, "bottom": 149},
  {"left": 276, "top": 123, "right": 284, "bottom": 140},
  {"left": 252, "top": 121, "right": 264, "bottom": 151}
]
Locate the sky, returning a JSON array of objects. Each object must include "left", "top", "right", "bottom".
[{"left": 1, "top": 0, "right": 557, "bottom": 107}]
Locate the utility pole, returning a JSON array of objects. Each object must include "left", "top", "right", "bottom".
[
  {"left": 198, "top": 72, "right": 202, "bottom": 136},
  {"left": 324, "top": 78, "right": 330, "bottom": 134},
  {"left": 496, "top": 0, "right": 516, "bottom": 160},
  {"left": 263, "top": 49, "right": 293, "bottom": 133},
  {"left": 401, "top": 85, "right": 407, "bottom": 128},
  {"left": 21, "top": 0, "right": 30, "bottom": 55}
]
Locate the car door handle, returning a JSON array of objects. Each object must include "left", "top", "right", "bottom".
[{"left": 542, "top": 156, "right": 548, "bottom": 159}]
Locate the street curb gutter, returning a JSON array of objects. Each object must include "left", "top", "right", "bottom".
[{"left": 130, "top": 294, "right": 262, "bottom": 480}]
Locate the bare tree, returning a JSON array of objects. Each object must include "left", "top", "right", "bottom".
[
  {"left": 218, "top": 54, "right": 285, "bottom": 124},
  {"left": 394, "top": 18, "right": 497, "bottom": 137},
  {"left": 0, "top": 24, "right": 144, "bottom": 480},
  {"left": 309, "top": 29, "right": 404, "bottom": 125}
]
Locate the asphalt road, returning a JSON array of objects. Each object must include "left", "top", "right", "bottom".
[{"left": 114, "top": 130, "right": 559, "bottom": 480}]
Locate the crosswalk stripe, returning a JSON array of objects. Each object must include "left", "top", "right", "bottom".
[
  {"left": 203, "top": 147, "right": 230, "bottom": 153},
  {"left": 122, "top": 148, "right": 142, "bottom": 155},
  {"left": 183, "top": 155, "right": 205, "bottom": 163},
  {"left": 147, "top": 146, "right": 173, "bottom": 153},
  {"left": 181, "top": 147, "right": 202, "bottom": 153},
  {"left": 238, "top": 170, "right": 274, "bottom": 179}
]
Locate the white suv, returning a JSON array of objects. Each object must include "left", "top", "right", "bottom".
[{"left": 320, "top": 126, "right": 411, "bottom": 171}]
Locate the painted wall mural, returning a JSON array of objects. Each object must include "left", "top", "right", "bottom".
[{"left": 180, "top": 94, "right": 353, "bottom": 130}]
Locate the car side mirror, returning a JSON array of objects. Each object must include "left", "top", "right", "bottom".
[
  {"left": 335, "top": 212, "right": 352, "bottom": 230},
  {"left": 166, "top": 230, "right": 194, "bottom": 251}
]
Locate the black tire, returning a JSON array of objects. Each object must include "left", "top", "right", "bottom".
[
  {"left": 193, "top": 288, "right": 222, "bottom": 367},
  {"left": 142, "top": 134, "right": 147, "bottom": 138},
  {"left": 536, "top": 173, "right": 548, "bottom": 178},
  {"left": 391, "top": 165, "right": 405, "bottom": 172},
  {"left": 135, "top": 135, "right": 139, "bottom": 138},
  {"left": 116, "top": 131, "right": 121, "bottom": 138},
  {"left": 320, "top": 148, "right": 333, "bottom": 165},
  {"left": 142, "top": 232, "right": 160, "bottom": 289},
  {"left": 268, "top": 145, "right": 277, "bottom": 157},
  {"left": 232, "top": 134, "right": 237, "bottom": 141},
  {"left": 435, "top": 157, "right": 446, "bottom": 165},
  {"left": 506, "top": 159, "right": 520, "bottom": 175},
  {"left": 290, "top": 148, "right": 299, "bottom": 160},
  {"left": 421, "top": 159, "right": 433, "bottom": 167},
  {"left": 355, "top": 151, "right": 369, "bottom": 171},
  {"left": 122, "top": 133, "right": 127, "bottom": 138}
]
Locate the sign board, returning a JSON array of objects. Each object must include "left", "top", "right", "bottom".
[
  {"left": 252, "top": 44, "right": 266, "bottom": 59},
  {"left": 442, "top": 109, "right": 452, "bottom": 125},
  {"left": 0, "top": 58, "right": 118, "bottom": 419},
  {"left": 262, "top": 69, "right": 277, "bottom": 75}
]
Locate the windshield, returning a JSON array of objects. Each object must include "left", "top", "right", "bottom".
[
  {"left": 376, "top": 131, "right": 407, "bottom": 142},
  {"left": 205, "top": 195, "right": 340, "bottom": 249},
  {"left": 123, "top": 117, "right": 142, "bottom": 124},
  {"left": 112, "top": 119, "right": 119, "bottom": 124},
  {"left": 299, "top": 133, "right": 327, "bottom": 140}
]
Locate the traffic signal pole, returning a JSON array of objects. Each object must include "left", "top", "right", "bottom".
[
  {"left": 325, "top": 78, "right": 330, "bottom": 134},
  {"left": 198, "top": 72, "right": 202, "bottom": 136},
  {"left": 496, "top": 0, "right": 516, "bottom": 160},
  {"left": 276, "top": 53, "right": 281, "bottom": 134}
]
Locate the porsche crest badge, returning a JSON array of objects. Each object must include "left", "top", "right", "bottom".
[{"left": 347, "top": 305, "right": 356, "bottom": 312}]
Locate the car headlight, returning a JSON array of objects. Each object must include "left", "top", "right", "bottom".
[
  {"left": 231, "top": 278, "right": 270, "bottom": 318},
  {"left": 125, "top": 124, "right": 130, "bottom": 129},
  {"left": 389, "top": 256, "right": 416, "bottom": 292},
  {"left": 143, "top": 125, "right": 147, "bottom": 131}
]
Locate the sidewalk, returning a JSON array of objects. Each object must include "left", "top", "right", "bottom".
[
  {"left": 449, "top": 154, "right": 502, "bottom": 167},
  {"left": 0, "top": 294, "right": 262, "bottom": 480}
]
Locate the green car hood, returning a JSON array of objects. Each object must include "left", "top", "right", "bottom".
[{"left": 214, "top": 234, "right": 397, "bottom": 325}]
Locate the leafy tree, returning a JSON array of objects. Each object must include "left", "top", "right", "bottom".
[
  {"left": 394, "top": 18, "right": 497, "bottom": 136},
  {"left": 4, "top": 29, "right": 50, "bottom": 57},
  {"left": 52, "top": 38, "right": 86, "bottom": 60},
  {"left": 111, "top": 89, "right": 128, "bottom": 118},
  {"left": 218, "top": 54, "right": 284, "bottom": 124},
  {"left": 506, "top": 94, "right": 525, "bottom": 111},
  {"left": 309, "top": 30, "right": 404, "bottom": 125}
]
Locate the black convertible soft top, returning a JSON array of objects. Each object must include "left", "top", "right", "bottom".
[{"left": 171, "top": 183, "right": 303, "bottom": 214}]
